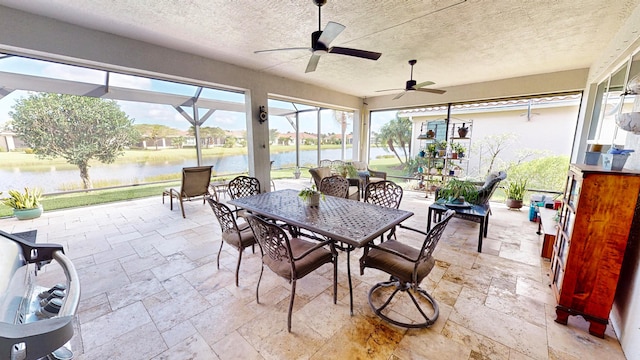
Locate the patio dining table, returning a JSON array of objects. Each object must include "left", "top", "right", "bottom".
[{"left": 228, "top": 189, "right": 414, "bottom": 314}]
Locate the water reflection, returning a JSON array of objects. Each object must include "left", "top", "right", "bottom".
[{"left": 0, "top": 148, "right": 388, "bottom": 192}]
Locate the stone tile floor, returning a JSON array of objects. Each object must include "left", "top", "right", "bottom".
[{"left": 1, "top": 179, "right": 627, "bottom": 359}]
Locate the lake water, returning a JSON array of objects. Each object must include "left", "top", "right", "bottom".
[{"left": 1, "top": 148, "right": 390, "bottom": 193}]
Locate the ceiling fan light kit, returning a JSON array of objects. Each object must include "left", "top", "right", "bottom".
[{"left": 254, "top": 0, "right": 381, "bottom": 73}]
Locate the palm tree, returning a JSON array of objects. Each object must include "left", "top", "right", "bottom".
[{"left": 376, "top": 114, "right": 412, "bottom": 164}]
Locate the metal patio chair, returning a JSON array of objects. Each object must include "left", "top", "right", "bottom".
[
  {"left": 245, "top": 214, "right": 337, "bottom": 332},
  {"left": 162, "top": 165, "right": 213, "bottom": 218},
  {"left": 359, "top": 210, "right": 454, "bottom": 328}
]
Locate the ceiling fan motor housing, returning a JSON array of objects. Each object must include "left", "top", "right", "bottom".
[
  {"left": 406, "top": 80, "right": 417, "bottom": 90},
  {"left": 311, "top": 31, "right": 328, "bottom": 51}
]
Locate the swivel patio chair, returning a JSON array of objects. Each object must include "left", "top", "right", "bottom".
[
  {"left": 245, "top": 214, "right": 337, "bottom": 332},
  {"left": 162, "top": 165, "right": 213, "bottom": 218},
  {"left": 359, "top": 210, "right": 454, "bottom": 328},
  {"left": 227, "top": 175, "right": 261, "bottom": 219},
  {"left": 207, "top": 198, "right": 256, "bottom": 287},
  {"left": 364, "top": 180, "right": 404, "bottom": 242},
  {"left": 319, "top": 175, "right": 349, "bottom": 198}
]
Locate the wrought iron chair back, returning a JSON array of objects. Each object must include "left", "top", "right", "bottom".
[
  {"left": 227, "top": 176, "right": 261, "bottom": 199},
  {"left": 319, "top": 175, "right": 349, "bottom": 198},
  {"left": 364, "top": 180, "right": 403, "bottom": 209},
  {"left": 207, "top": 198, "right": 256, "bottom": 287},
  {"left": 246, "top": 214, "right": 337, "bottom": 332},
  {"left": 359, "top": 209, "right": 455, "bottom": 328}
]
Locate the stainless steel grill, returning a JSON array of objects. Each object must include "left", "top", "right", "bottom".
[{"left": 0, "top": 230, "right": 80, "bottom": 360}]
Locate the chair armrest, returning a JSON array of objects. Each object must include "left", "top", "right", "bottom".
[
  {"left": 398, "top": 224, "right": 428, "bottom": 236},
  {"left": 292, "top": 239, "right": 335, "bottom": 261},
  {"left": 365, "top": 242, "right": 419, "bottom": 263},
  {"left": 368, "top": 169, "right": 387, "bottom": 179}
]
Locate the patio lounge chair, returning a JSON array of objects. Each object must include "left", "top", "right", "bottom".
[{"left": 162, "top": 166, "right": 213, "bottom": 218}]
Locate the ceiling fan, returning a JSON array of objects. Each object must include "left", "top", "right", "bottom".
[
  {"left": 376, "top": 59, "right": 446, "bottom": 100},
  {"left": 254, "top": 0, "right": 381, "bottom": 73}
]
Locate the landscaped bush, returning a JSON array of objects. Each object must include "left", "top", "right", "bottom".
[{"left": 506, "top": 155, "right": 569, "bottom": 193}]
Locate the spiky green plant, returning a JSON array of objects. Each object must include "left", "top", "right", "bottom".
[{"left": 2, "top": 187, "right": 43, "bottom": 209}]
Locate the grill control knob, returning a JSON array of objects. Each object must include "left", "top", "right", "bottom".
[
  {"left": 39, "top": 289, "right": 65, "bottom": 307},
  {"left": 36, "top": 298, "right": 63, "bottom": 318},
  {"left": 38, "top": 283, "right": 67, "bottom": 299}
]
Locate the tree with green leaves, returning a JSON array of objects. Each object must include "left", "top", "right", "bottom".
[
  {"left": 376, "top": 114, "right": 412, "bottom": 164},
  {"left": 10, "top": 93, "right": 138, "bottom": 189}
]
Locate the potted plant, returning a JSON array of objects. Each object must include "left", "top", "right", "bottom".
[
  {"left": 436, "top": 140, "right": 448, "bottom": 157},
  {"left": 504, "top": 179, "right": 527, "bottom": 209},
  {"left": 298, "top": 185, "right": 324, "bottom": 207},
  {"left": 436, "top": 178, "right": 478, "bottom": 204},
  {"left": 452, "top": 143, "right": 466, "bottom": 158},
  {"left": 337, "top": 163, "right": 357, "bottom": 178},
  {"left": 2, "top": 187, "right": 44, "bottom": 220},
  {"left": 426, "top": 143, "right": 437, "bottom": 157}
]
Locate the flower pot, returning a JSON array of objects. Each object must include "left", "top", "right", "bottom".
[
  {"left": 307, "top": 193, "right": 320, "bottom": 207},
  {"left": 611, "top": 153, "right": 631, "bottom": 171},
  {"left": 13, "top": 205, "right": 43, "bottom": 220},
  {"left": 584, "top": 151, "right": 600, "bottom": 165},
  {"left": 506, "top": 199, "right": 523, "bottom": 210},
  {"left": 458, "top": 124, "right": 469, "bottom": 138}
]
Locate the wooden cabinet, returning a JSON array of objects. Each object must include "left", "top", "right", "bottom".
[{"left": 551, "top": 164, "right": 640, "bottom": 337}]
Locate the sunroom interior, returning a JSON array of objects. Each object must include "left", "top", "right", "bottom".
[{"left": 1, "top": 0, "right": 640, "bottom": 358}]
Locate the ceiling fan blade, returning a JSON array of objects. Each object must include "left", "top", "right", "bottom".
[
  {"left": 413, "top": 80, "right": 435, "bottom": 89},
  {"left": 317, "top": 21, "right": 345, "bottom": 47},
  {"left": 393, "top": 91, "right": 407, "bottom": 100},
  {"left": 254, "top": 47, "right": 311, "bottom": 54},
  {"left": 329, "top": 47, "right": 382, "bottom": 60},
  {"left": 305, "top": 54, "right": 322, "bottom": 73},
  {"left": 415, "top": 88, "right": 447, "bottom": 95},
  {"left": 375, "top": 88, "right": 403, "bottom": 93}
]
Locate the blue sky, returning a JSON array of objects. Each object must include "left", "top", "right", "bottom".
[{"left": 0, "top": 55, "right": 373, "bottom": 134}]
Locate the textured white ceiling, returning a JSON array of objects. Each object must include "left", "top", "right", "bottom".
[{"left": 1, "top": 0, "right": 639, "bottom": 97}]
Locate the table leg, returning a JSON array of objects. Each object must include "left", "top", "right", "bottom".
[
  {"left": 427, "top": 208, "right": 433, "bottom": 231},
  {"left": 478, "top": 221, "right": 484, "bottom": 253},
  {"left": 347, "top": 247, "right": 354, "bottom": 316},
  {"left": 483, "top": 215, "right": 489, "bottom": 237}
]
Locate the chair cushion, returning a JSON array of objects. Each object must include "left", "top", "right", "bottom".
[
  {"left": 317, "top": 167, "right": 332, "bottom": 178},
  {"left": 222, "top": 227, "right": 255, "bottom": 250},
  {"left": 348, "top": 186, "right": 360, "bottom": 200},
  {"left": 352, "top": 161, "right": 368, "bottom": 171},
  {"left": 361, "top": 240, "right": 435, "bottom": 284},
  {"left": 264, "top": 238, "right": 333, "bottom": 279}
]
